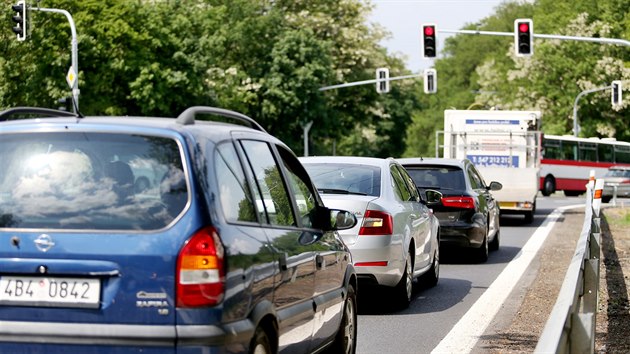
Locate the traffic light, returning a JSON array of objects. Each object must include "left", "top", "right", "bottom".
[
  {"left": 514, "top": 19, "right": 533, "bottom": 57},
  {"left": 424, "top": 68, "right": 437, "bottom": 94},
  {"left": 422, "top": 24, "right": 436, "bottom": 58},
  {"left": 612, "top": 80, "right": 623, "bottom": 107},
  {"left": 375, "top": 67, "right": 390, "bottom": 94},
  {"left": 11, "top": 0, "right": 27, "bottom": 41}
]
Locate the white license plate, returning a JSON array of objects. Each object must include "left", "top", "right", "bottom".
[{"left": 0, "top": 276, "right": 101, "bottom": 309}]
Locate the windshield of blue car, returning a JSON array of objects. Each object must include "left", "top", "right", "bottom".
[
  {"left": 302, "top": 163, "right": 381, "bottom": 197},
  {"left": 0, "top": 132, "right": 188, "bottom": 231}
]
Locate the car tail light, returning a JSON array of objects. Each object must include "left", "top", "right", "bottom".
[
  {"left": 442, "top": 196, "right": 475, "bottom": 209},
  {"left": 176, "top": 226, "right": 225, "bottom": 307},
  {"left": 355, "top": 261, "right": 388, "bottom": 267},
  {"left": 621, "top": 179, "right": 630, "bottom": 184},
  {"left": 359, "top": 210, "right": 393, "bottom": 235}
]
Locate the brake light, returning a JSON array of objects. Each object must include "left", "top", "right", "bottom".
[
  {"left": 176, "top": 226, "right": 225, "bottom": 307},
  {"left": 359, "top": 210, "right": 393, "bottom": 235},
  {"left": 442, "top": 196, "right": 475, "bottom": 209},
  {"left": 621, "top": 179, "right": 630, "bottom": 184},
  {"left": 355, "top": 261, "right": 388, "bottom": 267}
]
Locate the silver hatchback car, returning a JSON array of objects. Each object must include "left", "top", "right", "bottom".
[
  {"left": 602, "top": 165, "right": 630, "bottom": 203},
  {"left": 300, "top": 156, "right": 441, "bottom": 308}
]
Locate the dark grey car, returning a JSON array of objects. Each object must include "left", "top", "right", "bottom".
[{"left": 398, "top": 158, "right": 502, "bottom": 262}]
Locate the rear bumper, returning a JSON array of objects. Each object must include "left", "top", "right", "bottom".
[
  {"left": 439, "top": 223, "right": 485, "bottom": 248},
  {"left": 0, "top": 319, "right": 252, "bottom": 352},
  {"left": 498, "top": 201, "right": 535, "bottom": 213},
  {"left": 603, "top": 185, "right": 630, "bottom": 198},
  {"left": 349, "top": 235, "right": 405, "bottom": 288}
]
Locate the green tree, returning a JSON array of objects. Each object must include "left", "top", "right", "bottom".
[
  {"left": 404, "top": 0, "right": 629, "bottom": 158},
  {"left": 1, "top": 0, "right": 417, "bottom": 158}
]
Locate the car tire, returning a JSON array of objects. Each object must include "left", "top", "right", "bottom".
[
  {"left": 524, "top": 211, "right": 534, "bottom": 224},
  {"left": 330, "top": 284, "right": 357, "bottom": 354},
  {"left": 393, "top": 251, "right": 413, "bottom": 308},
  {"left": 602, "top": 196, "right": 612, "bottom": 203},
  {"left": 489, "top": 229, "right": 500, "bottom": 252},
  {"left": 542, "top": 176, "right": 555, "bottom": 196},
  {"left": 420, "top": 248, "right": 439, "bottom": 288},
  {"left": 475, "top": 233, "right": 489, "bottom": 263},
  {"left": 249, "top": 326, "right": 272, "bottom": 354}
]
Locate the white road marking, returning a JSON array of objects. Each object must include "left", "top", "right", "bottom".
[{"left": 431, "top": 204, "right": 584, "bottom": 354}]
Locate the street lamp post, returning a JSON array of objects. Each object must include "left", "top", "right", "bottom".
[{"left": 572, "top": 85, "right": 612, "bottom": 137}]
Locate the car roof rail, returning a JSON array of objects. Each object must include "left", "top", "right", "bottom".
[
  {"left": 0, "top": 107, "right": 79, "bottom": 121},
  {"left": 176, "top": 106, "right": 267, "bottom": 132}
]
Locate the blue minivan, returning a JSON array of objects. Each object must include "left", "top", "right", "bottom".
[{"left": 0, "top": 106, "right": 358, "bottom": 353}]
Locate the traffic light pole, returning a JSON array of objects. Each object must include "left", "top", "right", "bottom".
[
  {"left": 31, "top": 6, "right": 79, "bottom": 112},
  {"left": 572, "top": 85, "right": 612, "bottom": 137},
  {"left": 438, "top": 29, "right": 630, "bottom": 47},
  {"left": 319, "top": 73, "right": 422, "bottom": 91}
]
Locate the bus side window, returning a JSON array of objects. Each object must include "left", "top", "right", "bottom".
[
  {"left": 542, "top": 139, "right": 561, "bottom": 159},
  {"left": 598, "top": 143, "right": 614, "bottom": 163},
  {"left": 562, "top": 140, "right": 577, "bottom": 160},
  {"left": 615, "top": 146, "right": 630, "bottom": 164},
  {"left": 578, "top": 142, "right": 597, "bottom": 162}
]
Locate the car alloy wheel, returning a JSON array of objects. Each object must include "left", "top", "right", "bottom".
[
  {"left": 336, "top": 285, "right": 357, "bottom": 354},
  {"left": 250, "top": 327, "right": 272, "bottom": 354},
  {"left": 394, "top": 251, "right": 413, "bottom": 308},
  {"left": 404, "top": 254, "right": 413, "bottom": 300},
  {"left": 422, "top": 247, "right": 440, "bottom": 288},
  {"left": 476, "top": 227, "right": 489, "bottom": 263}
]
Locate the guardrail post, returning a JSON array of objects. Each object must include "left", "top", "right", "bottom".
[
  {"left": 582, "top": 258, "right": 599, "bottom": 307},
  {"left": 570, "top": 312, "right": 595, "bottom": 353}
]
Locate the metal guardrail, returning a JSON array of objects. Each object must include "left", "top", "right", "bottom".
[{"left": 535, "top": 179, "right": 604, "bottom": 353}]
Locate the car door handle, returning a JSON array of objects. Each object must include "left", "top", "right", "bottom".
[
  {"left": 316, "top": 254, "right": 324, "bottom": 269},
  {"left": 279, "top": 253, "right": 288, "bottom": 271}
]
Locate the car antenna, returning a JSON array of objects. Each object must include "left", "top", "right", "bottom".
[{"left": 70, "top": 95, "right": 84, "bottom": 118}]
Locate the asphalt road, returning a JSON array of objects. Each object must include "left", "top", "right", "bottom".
[{"left": 355, "top": 194, "right": 585, "bottom": 354}]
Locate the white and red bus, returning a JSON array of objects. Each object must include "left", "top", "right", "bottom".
[{"left": 540, "top": 134, "right": 630, "bottom": 196}]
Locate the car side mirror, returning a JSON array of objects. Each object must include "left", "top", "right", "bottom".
[
  {"left": 313, "top": 206, "right": 357, "bottom": 231},
  {"left": 488, "top": 181, "right": 503, "bottom": 191},
  {"left": 424, "top": 189, "right": 443, "bottom": 205},
  {"left": 331, "top": 210, "right": 357, "bottom": 230}
]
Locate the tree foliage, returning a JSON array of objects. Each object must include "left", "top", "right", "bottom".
[
  {"left": 0, "top": 0, "right": 416, "bottom": 158},
  {"left": 404, "top": 0, "right": 629, "bottom": 159},
  {"left": 4, "top": 0, "right": 624, "bottom": 159}
]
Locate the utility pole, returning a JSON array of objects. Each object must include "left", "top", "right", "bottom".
[
  {"left": 303, "top": 121, "right": 313, "bottom": 157},
  {"left": 319, "top": 73, "right": 422, "bottom": 92},
  {"left": 31, "top": 6, "right": 80, "bottom": 112},
  {"left": 572, "top": 85, "right": 613, "bottom": 137},
  {"left": 437, "top": 28, "right": 630, "bottom": 47}
]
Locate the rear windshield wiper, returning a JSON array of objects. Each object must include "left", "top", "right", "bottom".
[
  {"left": 417, "top": 186, "right": 455, "bottom": 191},
  {"left": 318, "top": 188, "right": 368, "bottom": 196}
]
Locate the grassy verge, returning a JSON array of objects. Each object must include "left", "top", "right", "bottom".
[{"left": 605, "top": 206, "right": 630, "bottom": 227}]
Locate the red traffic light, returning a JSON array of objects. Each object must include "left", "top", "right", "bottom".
[
  {"left": 514, "top": 19, "right": 533, "bottom": 56},
  {"left": 422, "top": 24, "right": 437, "bottom": 58},
  {"left": 518, "top": 23, "right": 529, "bottom": 33}
]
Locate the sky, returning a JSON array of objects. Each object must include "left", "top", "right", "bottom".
[{"left": 368, "top": 0, "right": 509, "bottom": 73}]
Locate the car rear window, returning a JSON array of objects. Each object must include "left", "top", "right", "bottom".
[
  {"left": 302, "top": 163, "right": 381, "bottom": 197},
  {"left": 0, "top": 132, "right": 188, "bottom": 230},
  {"left": 406, "top": 165, "right": 466, "bottom": 190}
]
